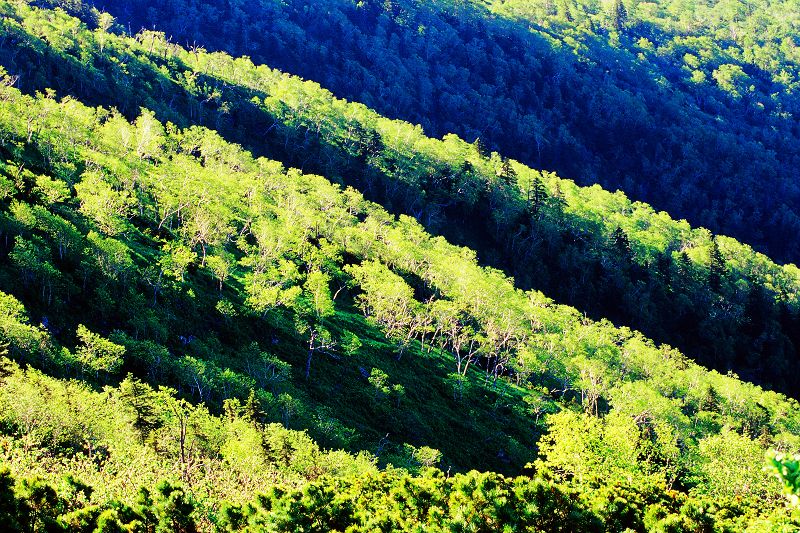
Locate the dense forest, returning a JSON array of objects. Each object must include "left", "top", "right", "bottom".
[
  {"left": 7, "top": 0, "right": 800, "bottom": 398},
  {"left": 0, "top": 0, "right": 799, "bottom": 531},
  {"left": 46, "top": 0, "right": 800, "bottom": 266}
]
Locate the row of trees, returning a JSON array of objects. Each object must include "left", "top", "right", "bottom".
[
  {"left": 0, "top": 60, "right": 544, "bottom": 472},
  {"left": 0, "top": 61, "right": 795, "bottom": 504},
  {"left": 42, "top": 0, "right": 800, "bottom": 266},
  {"left": 2, "top": 2, "right": 799, "bottom": 395},
  {"left": 0, "top": 362, "right": 798, "bottom": 531}
]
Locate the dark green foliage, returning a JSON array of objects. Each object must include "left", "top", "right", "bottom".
[
  {"left": 0, "top": 466, "right": 612, "bottom": 531},
  {"left": 609, "top": 0, "right": 628, "bottom": 30},
  {"left": 1, "top": 0, "right": 797, "bottom": 397},
  {"left": 527, "top": 175, "right": 548, "bottom": 217},
  {"left": 0, "top": 464, "right": 199, "bottom": 532},
  {"left": 709, "top": 238, "right": 725, "bottom": 292},
  {"left": 0, "top": 468, "right": 23, "bottom": 532},
  {"left": 152, "top": 481, "right": 196, "bottom": 533},
  {"left": 118, "top": 374, "right": 163, "bottom": 443},
  {"left": 0, "top": 2, "right": 798, "bottom": 530},
  {"left": 499, "top": 157, "right": 517, "bottom": 186},
  {"left": 769, "top": 452, "right": 800, "bottom": 504},
  {"left": 1, "top": 450, "right": 793, "bottom": 532},
  {"left": 39, "top": 0, "right": 800, "bottom": 269}
]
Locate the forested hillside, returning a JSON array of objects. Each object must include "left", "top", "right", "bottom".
[
  {"left": 0, "top": 1, "right": 799, "bottom": 531},
  {"left": 48, "top": 0, "right": 800, "bottom": 265},
  {"left": 12, "top": 0, "right": 800, "bottom": 397}
]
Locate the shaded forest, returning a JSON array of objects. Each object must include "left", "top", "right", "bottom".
[
  {"left": 2, "top": 1, "right": 800, "bottom": 396},
  {"left": 53, "top": 0, "right": 800, "bottom": 265},
  {"left": 0, "top": 1, "right": 797, "bottom": 531}
]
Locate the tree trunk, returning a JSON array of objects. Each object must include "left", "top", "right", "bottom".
[
  {"left": 305, "top": 330, "right": 316, "bottom": 380},
  {"left": 304, "top": 349, "right": 313, "bottom": 380}
]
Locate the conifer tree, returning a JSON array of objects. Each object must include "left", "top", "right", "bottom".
[
  {"left": 472, "top": 137, "right": 489, "bottom": 158},
  {"left": 611, "top": 227, "right": 632, "bottom": 258},
  {"left": 500, "top": 158, "right": 517, "bottom": 186},
  {"left": 528, "top": 175, "right": 548, "bottom": 216},
  {"left": 709, "top": 238, "right": 725, "bottom": 291},
  {"left": 119, "top": 375, "right": 162, "bottom": 444},
  {"left": 609, "top": 0, "right": 628, "bottom": 30}
]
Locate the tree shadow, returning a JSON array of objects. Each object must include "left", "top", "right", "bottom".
[
  {"left": 2, "top": 3, "right": 800, "bottom": 398},
  {"left": 68, "top": 0, "right": 800, "bottom": 263}
]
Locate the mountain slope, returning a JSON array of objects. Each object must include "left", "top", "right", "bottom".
[
  {"left": 0, "top": 66, "right": 796, "bottom": 529},
  {"left": 2, "top": 1, "right": 799, "bottom": 395},
  {"left": 0, "top": 2, "right": 798, "bottom": 530},
  {"left": 50, "top": 0, "right": 800, "bottom": 265}
]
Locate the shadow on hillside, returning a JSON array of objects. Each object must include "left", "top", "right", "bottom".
[
  {"left": 0, "top": 18, "right": 548, "bottom": 473},
  {"left": 3, "top": 3, "right": 800, "bottom": 397},
  {"left": 77, "top": 0, "right": 800, "bottom": 264}
]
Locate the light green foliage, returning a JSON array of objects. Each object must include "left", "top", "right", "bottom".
[
  {"left": 608, "top": 382, "right": 686, "bottom": 484},
  {"left": 75, "top": 324, "right": 125, "bottom": 375},
  {"left": 74, "top": 170, "right": 134, "bottom": 236},
  {"left": 205, "top": 252, "right": 234, "bottom": 290},
  {"left": 365, "top": 367, "right": 405, "bottom": 408},
  {"left": 0, "top": 291, "right": 55, "bottom": 365},
  {"left": 220, "top": 417, "right": 270, "bottom": 482},
  {"left": 411, "top": 445, "right": 442, "bottom": 468},
  {"left": 215, "top": 298, "right": 238, "bottom": 320},
  {"left": 159, "top": 242, "right": 197, "bottom": 283},
  {"left": 244, "top": 260, "right": 302, "bottom": 316},
  {"left": 0, "top": 63, "right": 787, "bottom": 518},
  {"left": 302, "top": 269, "right": 335, "bottom": 320},
  {"left": 768, "top": 452, "right": 800, "bottom": 505},
  {"left": 339, "top": 330, "right": 362, "bottom": 357},
  {"left": 85, "top": 231, "right": 134, "bottom": 282},
  {"left": 696, "top": 428, "right": 782, "bottom": 503},
  {"left": 0, "top": 3, "right": 796, "bottom": 529},
  {"left": 535, "top": 410, "right": 642, "bottom": 484},
  {"left": 33, "top": 173, "right": 70, "bottom": 204},
  {"left": 367, "top": 367, "right": 391, "bottom": 397},
  {"left": 712, "top": 63, "right": 750, "bottom": 98}
]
